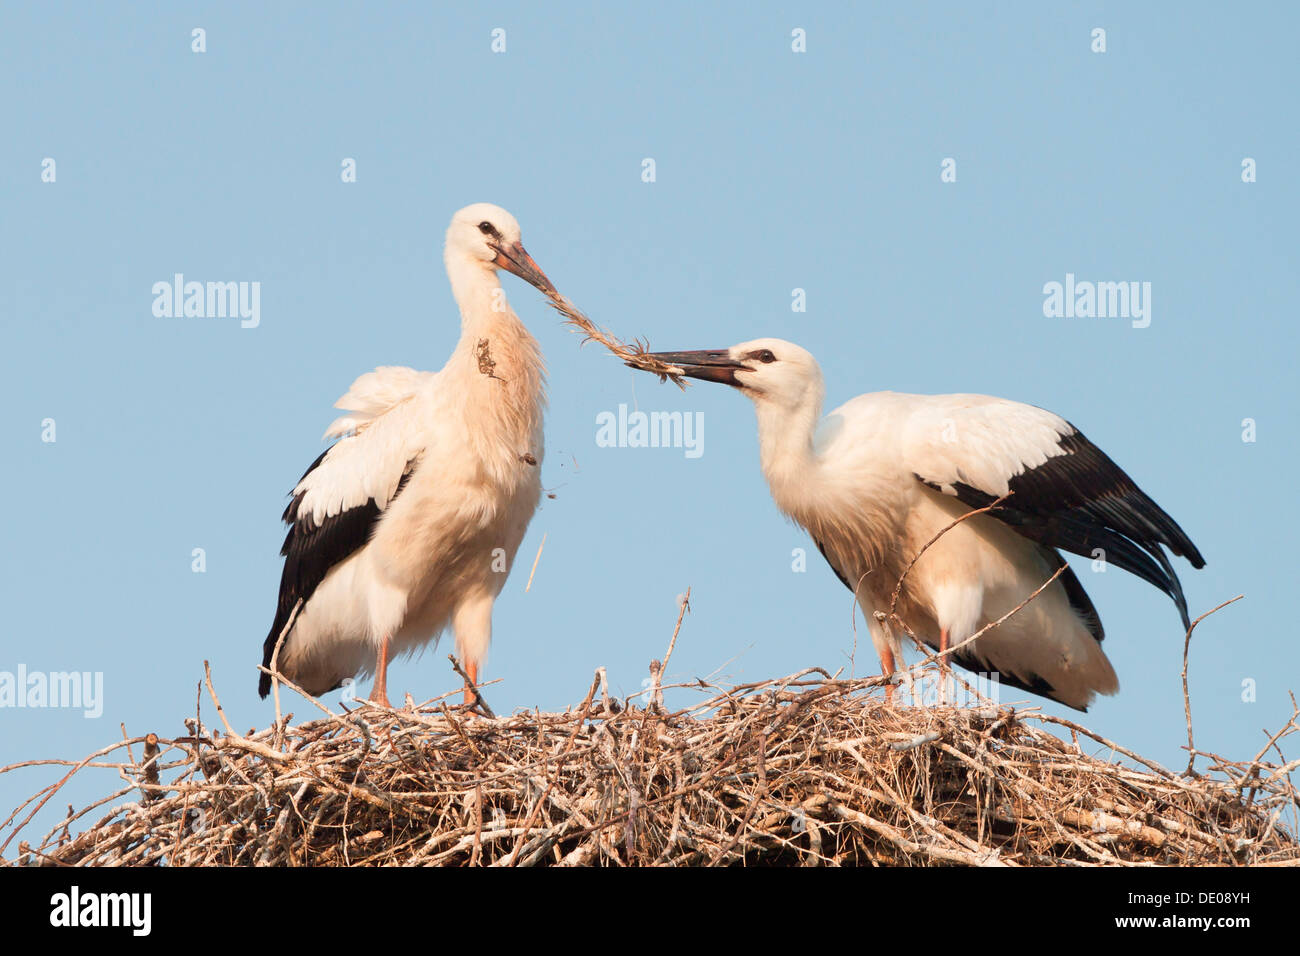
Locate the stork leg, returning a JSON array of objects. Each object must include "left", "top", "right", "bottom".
[
  {"left": 369, "top": 635, "right": 393, "bottom": 708},
  {"left": 880, "top": 646, "right": 896, "bottom": 704},
  {"left": 463, "top": 659, "right": 479, "bottom": 710},
  {"left": 452, "top": 594, "right": 492, "bottom": 714},
  {"left": 938, "top": 628, "right": 951, "bottom": 705}
]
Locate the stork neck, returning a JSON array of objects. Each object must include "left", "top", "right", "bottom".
[
  {"left": 445, "top": 253, "right": 508, "bottom": 332},
  {"left": 437, "top": 247, "right": 541, "bottom": 405},
  {"left": 753, "top": 398, "right": 822, "bottom": 505}
]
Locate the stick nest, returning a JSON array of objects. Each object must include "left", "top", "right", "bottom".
[{"left": 5, "top": 669, "right": 1298, "bottom": 867}]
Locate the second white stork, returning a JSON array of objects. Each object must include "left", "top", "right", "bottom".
[
  {"left": 641, "top": 338, "right": 1205, "bottom": 711},
  {"left": 258, "top": 203, "right": 556, "bottom": 708}
]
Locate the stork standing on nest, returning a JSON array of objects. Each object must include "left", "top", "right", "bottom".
[
  {"left": 259, "top": 203, "right": 556, "bottom": 708},
  {"left": 638, "top": 338, "right": 1205, "bottom": 711}
]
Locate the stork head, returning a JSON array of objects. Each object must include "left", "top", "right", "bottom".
[
  {"left": 445, "top": 202, "right": 555, "bottom": 294},
  {"left": 645, "top": 338, "right": 824, "bottom": 411}
]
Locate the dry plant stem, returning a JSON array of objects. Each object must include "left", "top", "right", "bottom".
[
  {"left": 0, "top": 744, "right": 124, "bottom": 857},
  {"left": 596, "top": 666, "right": 613, "bottom": 714},
  {"left": 202, "top": 660, "right": 236, "bottom": 739},
  {"left": 268, "top": 598, "right": 302, "bottom": 748},
  {"left": 647, "top": 661, "right": 665, "bottom": 712},
  {"left": 1242, "top": 696, "right": 1300, "bottom": 808},
  {"left": 662, "top": 587, "right": 692, "bottom": 676},
  {"left": 141, "top": 734, "right": 161, "bottom": 804},
  {"left": 541, "top": 289, "right": 687, "bottom": 385},
  {"left": 1181, "top": 595, "right": 1245, "bottom": 776},
  {"left": 525, "top": 533, "right": 546, "bottom": 593},
  {"left": 646, "top": 588, "right": 693, "bottom": 713},
  {"left": 447, "top": 654, "right": 496, "bottom": 719},
  {"left": 204, "top": 661, "right": 288, "bottom": 765},
  {"left": 254, "top": 666, "right": 337, "bottom": 720}
]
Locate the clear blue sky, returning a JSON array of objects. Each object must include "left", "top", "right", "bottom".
[{"left": 3, "top": 2, "right": 1297, "bottom": 842}]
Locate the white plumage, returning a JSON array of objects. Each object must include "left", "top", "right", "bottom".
[
  {"left": 322, "top": 366, "right": 437, "bottom": 440},
  {"left": 644, "top": 338, "right": 1205, "bottom": 711},
  {"left": 259, "top": 203, "right": 556, "bottom": 707}
]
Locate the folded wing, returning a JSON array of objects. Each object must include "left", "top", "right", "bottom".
[
  {"left": 259, "top": 368, "right": 431, "bottom": 696},
  {"left": 902, "top": 395, "right": 1205, "bottom": 630}
]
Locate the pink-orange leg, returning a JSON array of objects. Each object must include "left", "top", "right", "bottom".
[
  {"left": 463, "top": 660, "right": 479, "bottom": 710},
  {"left": 880, "top": 646, "right": 897, "bottom": 704},
  {"left": 369, "top": 635, "right": 392, "bottom": 707}
]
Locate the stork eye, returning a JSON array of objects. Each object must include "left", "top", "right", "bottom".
[
  {"left": 477, "top": 221, "right": 496, "bottom": 236},
  {"left": 755, "top": 349, "right": 777, "bottom": 364}
]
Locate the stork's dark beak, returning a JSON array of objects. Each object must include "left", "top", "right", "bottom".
[
  {"left": 492, "top": 241, "right": 556, "bottom": 294},
  {"left": 642, "top": 350, "right": 751, "bottom": 387}
]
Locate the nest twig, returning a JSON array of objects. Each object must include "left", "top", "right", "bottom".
[
  {"left": 4, "top": 668, "right": 1297, "bottom": 867},
  {"left": 542, "top": 288, "right": 687, "bottom": 386}
]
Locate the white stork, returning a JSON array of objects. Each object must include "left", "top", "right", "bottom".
[
  {"left": 259, "top": 203, "right": 555, "bottom": 708},
  {"left": 642, "top": 339, "right": 1205, "bottom": 711}
]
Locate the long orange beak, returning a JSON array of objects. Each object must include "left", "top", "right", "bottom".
[{"left": 492, "top": 241, "right": 555, "bottom": 294}]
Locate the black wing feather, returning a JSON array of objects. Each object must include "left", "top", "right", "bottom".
[
  {"left": 918, "top": 427, "right": 1204, "bottom": 631},
  {"left": 258, "top": 449, "right": 415, "bottom": 697},
  {"left": 944, "top": 641, "right": 1081, "bottom": 710},
  {"left": 814, "top": 537, "right": 853, "bottom": 590}
]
